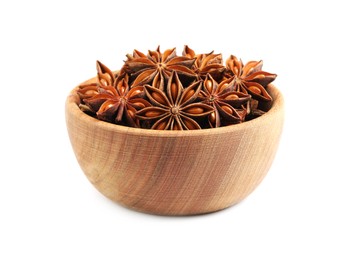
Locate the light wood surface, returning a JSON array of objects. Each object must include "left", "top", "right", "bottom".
[{"left": 65, "top": 76, "right": 284, "bottom": 215}]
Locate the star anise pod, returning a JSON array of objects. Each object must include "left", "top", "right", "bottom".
[
  {"left": 78, "top": 48, "right": 277, "bottom": 129},
  {"left": 123, "top": 46, "right": 197, "bottom": 89},
  {"left": 83, "top": 74, "right": 151, "bottom": 127},
  {"left": 77, "top": 61, "right": 113, "bottom": 96},
  {"left": 225, "top": 55, "right": 276, "bottom": 103},
  {"left": 136, "top": 72, "right": 213, "bottom": 130},
  {"left": 198, "top": 74, "right": 251, "bottom": 127},
  {"left": 183, "top": 45, "right": 225, "bottom": 81},
  {"left": 77, "top": 83, "right": 99, "bottom": 99},
  {"left": 77, "top": 61, "right": 116, "bottom": 113},
  {"left": 77, "top": 83, "right": 100, "bottom": 114},
  {"left": 96, "top": 60, "right": 116, "bottom": 87}
]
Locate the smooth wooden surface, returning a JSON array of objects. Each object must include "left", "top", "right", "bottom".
[{"left": 65, "top": 77, "right": 284, "bottom": 215}]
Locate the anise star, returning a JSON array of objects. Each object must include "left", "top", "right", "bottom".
[
  {"left": 83, "top": 74, "right": 150, "bottom": 127},
  {"left": 96, "top": 60, "right": 116, "bottom": 87},
  {"left": 124, "top": 46, "right": 197, "bottom": 90},
  {"left": 225, "top": 55, "right": 277, "bottom": 104},
  {"left": 77, "top": 60, "right": 115, "bottom": 97},
  {"left": 183, "top": 45, "right": 225, "bottom": 81},
  {"left": 136, "top": 72, "right": 213, "bottom": 130},
  {"left": 77, "top": 60, "right": 117, "bottom": 113},
  {"left": 198, "top": 74, "right": 251, "bottom": 127}
]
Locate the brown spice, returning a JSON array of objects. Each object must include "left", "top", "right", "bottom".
[
  {"left": 136, "top": 72, "right": 213, "bottom": 130},
  {"left": 77, "top": 46, "right": 277, "bottom": 130}
]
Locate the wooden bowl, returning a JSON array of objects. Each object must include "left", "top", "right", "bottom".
[{"left": 65, "top": 76, "right": 284, "bottom": 216}]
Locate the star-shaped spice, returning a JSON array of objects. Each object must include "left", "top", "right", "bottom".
[
  {"left": 77, "top": 61, "right": 114, "bottom": 98},
  {"left": 83, "top": 74, "right": 150, "bottom": 127},
  {"left": 77, "top": 83, "right": 99, "bottom": 100},
  {"left": 183, "top": 45, "right": 225, "bottom": 81},
  {"left": 225, "top": 55, "right": 276, "bottom": 103},
  {"left": 124, "top": 46, "right": 197, "bottom": 89},
  {"left": 198, "top": 74, "right": 251, "bottom": 127},
  {"left": 77, "top": 60, "right": 116, "bottom": 114},
  {"left": 77, "top": 47, "right": 277, "bottom": 129},
  {"left": 96, "top": 60, "right": 116, "bottom": 87},
  {"left": 136, "top": 72, "right": 213, "bottom": 130}
]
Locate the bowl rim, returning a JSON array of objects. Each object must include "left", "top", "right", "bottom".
[{"left": 66, "top": 82, "right": 283, "bottom": 138}]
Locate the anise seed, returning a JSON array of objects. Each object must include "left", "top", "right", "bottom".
[
  {"left": 183, "top": 118, "right": 197, "bottom": 130},
  {"left": 151, "top": 92, "right": 167, "bottom": 105},
  {"left": 225, "top": 94, "right": 239, "bottom": 100},
  {"left": 145, "top": 110, "right": 162, "bottom": 117},
  {"left": 221, "top": 105, "right": 233, "bottom": 114},
  {"left": 171, "top": 83, "right": 178, "bottom": 100},
  {"left": 248, "top": 86, "right": 262, "bottom": 95},
  {"left": 205, "top": 80, "right": 213, "bottom": 92},
  {"left": 185, "top": 107, "right": 204, "bottom": 114},
  {"left": 209, "top": 112, "right": 216, "bottom": 124},
  {"left": 132, "top": 102, "right": 146, "bottom": 109},
  {"left": 182, "top": 89, "right": 195, "bottom": 103},
  {"left": 155, "top": 120, "right": 167, "bottom": 130}
]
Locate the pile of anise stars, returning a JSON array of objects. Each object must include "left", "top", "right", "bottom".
[{"left": 77, "top": 46, "right": 277, "bottom": 130}]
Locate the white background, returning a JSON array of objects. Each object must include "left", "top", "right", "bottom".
[{"left": 1, "top": 0, "right": 348, "bottom": 259}]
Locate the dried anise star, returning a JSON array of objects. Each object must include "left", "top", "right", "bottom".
[
  {"left": 78, "top": 47, "right": 277, "bottom": 129},
  {"left": 77, "top": 83, "right": 100, "bottom": 115},
  {"left": 198, "top": 75, "right": 251, "bottom": 127},
  {"left": 96, "top": 60, "right": 116, "bottom": 87},
  {"left": 78, "top": 84, "right": 99, "bottom": 100},
  {"left": 77, "top": 60, "right": 116, "bottom": 113},
  {"left": 225, "top": 55, "right": 277, "bottom": 105},
  {"left": 83, "top": 73, "right": 150, "bottom": 127},
  {"left": 136, "top": 72, "right": 213, "bottom": 130},
  {"left": 183, "top": 45, "right": 225, "bottom": 81},
  {"left": 124, "top": 46, "right": 197, "bottom": 90}
]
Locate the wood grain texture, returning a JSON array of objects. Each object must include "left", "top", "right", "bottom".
[{"left": 65, "top": 76, "right": 284, "bottom": 215}]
